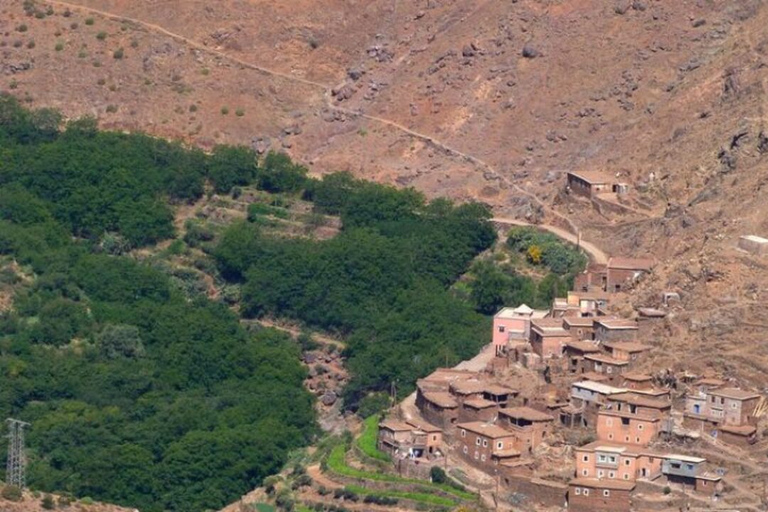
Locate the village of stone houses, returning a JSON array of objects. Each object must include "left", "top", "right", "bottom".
[{"left": 376, "top": 233, "right": 768, "bottom": 512}]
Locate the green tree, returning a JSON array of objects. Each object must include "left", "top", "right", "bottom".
[
  {"left": 97, "top": 324, "right": 145, "bottom": 359},
  {"left": 207, "top": 145, "right": 257, "bottom": 193},
  {"left": 259, "top": 151, "right": 308, "bottom": 194}
]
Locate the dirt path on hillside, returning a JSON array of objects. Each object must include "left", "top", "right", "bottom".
[
  {"left": 49, "top": 0, "right": 598, "bottom": 257},
  {"left": 253, "top": 318, "right": 347, "bottom": 349},
  {"left": 306, "top": 464, "right": 344, "bottom": 490}
]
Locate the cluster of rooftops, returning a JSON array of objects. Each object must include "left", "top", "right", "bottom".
[{"left": 377, "top": 253, "right": 764, "bottom": 511}]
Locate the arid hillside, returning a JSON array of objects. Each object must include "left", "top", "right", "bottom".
[{"left": 2, "top": 0, "right": 768, "bottom": 385}]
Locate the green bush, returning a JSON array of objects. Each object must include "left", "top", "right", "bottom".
[
  {"left": 113, "top": 47, "right": 124, "bottom": 59},
  {"left": 41, "top": 495, "right": 55, "bottom": 509},
  {"left": 85, "top": 17, "right": 95, "bottom": 25},
  {"left": 1, "top": 485, "right": 23, "bottom": 502},
  {"left": 357, "top": 393, "right": 390, "bottom": 419},
  {"left": 96, "top": 31, "right": 107, "bottom": 40}
]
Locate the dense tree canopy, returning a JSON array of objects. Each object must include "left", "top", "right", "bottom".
[
  {"left": 0, "top": 97, "right": 315, "bottom": 512},
  {"left": 215, "top": 172, "right": 497, "bottom": 406}
]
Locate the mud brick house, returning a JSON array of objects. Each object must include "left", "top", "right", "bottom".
[
  {"left": 378, "top": 420, "right": 413, "bottom": 454},
  {"left": 632, "top": 386, "right": 671, "bottom": 399},
  {"left": 416, "top": 368, "right": 480, "bottom": 394},
  {"left": 568, "top": 478, "right": 635, "bottom": 512},
  {"left": 694, "top": 377, "right": 725, "bottom": 392},
  {"left": 563, "top": 340, "right": 601, "bottom": 374},
  {"left": 620, "top": 372, "right": 654, "bottom": 390},
  {"left": 684, "top": 387, "right": 761, "bottom": 427},
  {"left": 606, "top": 257, "right": 655, "bottom": 293},
  {"left": 570, "top": 381, "right": 628, "bottom": 425},
  {"left": 562, "top": 317, "right": 597, "bottom": 341},
  {"left": 459, "top": 398, "right": 499, "bottom": 423},
  {"left": 574, "top": 441, "right": 663, "bottom": 482},
  {"left": 574, "top": 263, "right": 608, "bottom": 292},
  {"left": 482, "top": 384, "right": 517, "bottom": 406},
  {"left": 566, "top": 291, "right": 609, "bottom": 317},
  {"left": 603, "top": 341, "right": 650, "bottom": 363},
  {"left": 378, "top": 420, "right": 443, "bottom": 459},
  {"left": 580, "top": 371, "right": 611, "bottom": 383},
  {"left": 596, "top": 410, "right": 660, "bottom": 446},
  {"left": 717, "top": 424, "right": 758, "bottom": 447},
  {"left": 449, "top": 380, "right": 487, "bottom": 403},
  {"left": 662, "top": 455, "right": 722, "bottom": 495},
  {"left": 456, "top": 422, "right": 519, "bottom": 470},
  {"left": 492, "top": 305, "right": 548, "bottom": 355},
  {"left": 498, "top": 407, "right": 554, "bottom": 453},
  {"left": 605, "top": 393, "right": 672, "bottom": 421},
  {"left": 415, "top": 390, "right": 458, "bottom": 428},
  {"left": 593, "top": 318, "right": 638, "bottom": 343},
  {"left": 529, "top": 318, "right": 572, "bottom": 358},
  {"left": 566, "top": 171, "right": 614, "bottom": 198},
  {"left": 583, "top": 353, "right": 629, "bottom": 384},
  {"left": 551, "top": 297, "right": 569, "bottom": 318}
]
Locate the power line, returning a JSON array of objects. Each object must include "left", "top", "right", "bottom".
[{"left": 6, "top": 418, "right": 30, "bottom": 489}]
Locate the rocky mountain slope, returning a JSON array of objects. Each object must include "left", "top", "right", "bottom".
[{"left": 2, "top": 0, "right": 768, "bottom": 385}]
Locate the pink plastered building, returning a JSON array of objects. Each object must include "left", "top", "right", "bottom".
[{"left": 493, "top": 305, "right": 548, "bottom": 355}]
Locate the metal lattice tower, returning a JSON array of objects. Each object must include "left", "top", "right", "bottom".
[{"left": 6, "top": 418, "right": 30, "bottom": 489}]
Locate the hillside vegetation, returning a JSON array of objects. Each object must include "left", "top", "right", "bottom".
[
  {"left": 213, "top": 171, "right": 497, "bottom": 408},
  {"left": 0, "top": 96, "right": 315, "bottom": 512},
  {"left": 0, "top": 96, "right": 503, "bottom": 509}
]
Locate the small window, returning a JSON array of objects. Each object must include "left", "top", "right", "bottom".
[
  {"left": 463, "top": 446, "right": 468, "bottom": 454},
  {"left": 583, "top": 489, "right": 590, "bottom": 496},
  {"left": 731, "top": 402, "right": 738, "bottom": 409},
  {"left": 603, "top": 490, "right": 610, "bottom": 497},
  {"left": 637, "top": 424, "right": 644, "bottom": 430},
  {"left": 624, "top": 459, "right": 631, "bottom": 466},
  {"left": 623, "top": 473, "right": 629, "bottom": 480},
  {"left": 608, "top": 471, "right": 615, "bottom": 478},
  {"left": 474, "top": 452, "right": 479, "bottom": 459},
  {"left": 608, "top": 433, "right": 614, "bottom": 440},
  {"left": 597, "top": 470, "right": 604, "bottom": 478},
  {"left": 686, "top": 464, "right": 694, "bottom": 471},
  {"left": 582, "top": 469, "right": 589, "bottom": 476},
  {"left": 624, "top": 436, "right": 630, "bottom": 442},
  {"left": 432, "top": 435, "right": 437, "bottom": 441},
  {"left": 607, "top": 366, "right": 613, "bottom": 374},
  {"left": 461, "top": 429, "right": 466, "bottom": 438},
  {"left": 636, "top": 437, "right": 641, "bottom": 443},
  {"left": 481, "top": 454, "right": 486, "bottom": 461},
  {"left": 482, "top": 439, "right": 488, "bottom": 448},
  {"left": 574, "top": 487, "right": 581, "bottom": 496},
  {"left": 497, "top": 441, "right": 503, "bottom": 449},
  {"left": 476, "top": 438, "right": 481, "bottom": 446},
  {"left": 498, "top": 326, "right": 505, "bottom": 333},
  {"left": 583, "top": 455, "right": 589, "bottom": 462}
]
